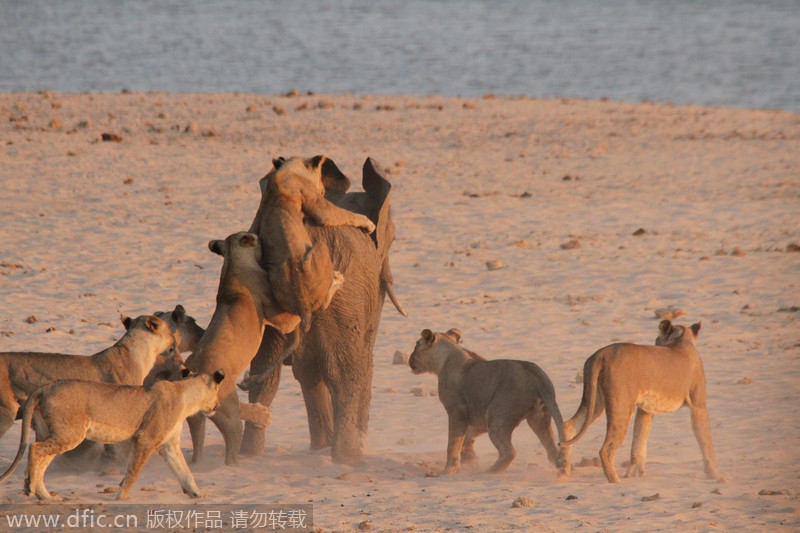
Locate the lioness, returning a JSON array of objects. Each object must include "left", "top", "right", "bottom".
[
  {"left": 0, "top": 315, "right": 175, "bottom": 441},
  {"left": 559, "top": 320, "right": 724, "bottom": 483},
  {"left": 154, "top": 304, "right": 205, "bottom": 355},
  {"left": 0, "top": 370, "right": 225, "bottom": 500},
  {"left": 409, "top": 328, "right": 567, "bottom": 476},
  {"left": 184, "top": 232, "right": 283, "bottom": 465},
  {"left": 248, "top": 155, "right": 376, "bottom": 339}
]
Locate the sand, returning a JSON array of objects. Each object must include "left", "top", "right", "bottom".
[{"left": 0, "top": 91, "right": 798, "bottom": 531}]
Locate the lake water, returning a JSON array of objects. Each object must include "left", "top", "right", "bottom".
[{"left": 1, "top": 0, "right": 798, "bottom": 111}]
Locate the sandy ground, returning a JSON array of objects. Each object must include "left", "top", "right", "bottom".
[{"left": 0, "top": 91, "right": 798, "bottom": 532}]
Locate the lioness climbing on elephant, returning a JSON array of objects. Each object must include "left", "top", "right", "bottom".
[
  {"left": 248, "top": 156, "right": 376, "bottom": 347},
  {"left": 184, "top": 232, "right": 285, "bottom": 465}
]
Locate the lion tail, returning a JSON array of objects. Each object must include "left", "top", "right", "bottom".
[
  {"left": 559, "top": 353, "right": 602, "bottom": 446},
  {"left": 0, "top": 391, "right": 39, "bottom": 483}
]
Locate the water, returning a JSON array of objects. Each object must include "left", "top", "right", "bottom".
[{"left": 1, "top": 0, "right": 798, "bottom": 111}]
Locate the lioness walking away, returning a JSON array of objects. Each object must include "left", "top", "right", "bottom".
[
  {"left": 560, "top": 320, "right": 724, "bottom": 483},
  {"left": 0, "top": 370, "right": 225, "bottom": 500},
  {"left": 409, "top": 328, "right": 566, "bottom": 476}
]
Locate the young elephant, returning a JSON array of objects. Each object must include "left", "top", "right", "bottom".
[
  {"left": 559, "top": 320, "right": 724, "bottom": 483},
  {"left": 184, "top": 232, "right": 284, "bottom": 465},
  {"left": 409, "top": 328, "right": 566, "bottom": 476},
  {"left": 0, "top": 370, "right": 224, "bottom": 500},
  {"left": 249, "top": 155, "right": 376, "bottom": 340}
]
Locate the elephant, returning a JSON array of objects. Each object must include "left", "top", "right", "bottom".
[{"left": 240, "top": 156, "right": 406, "bottom": 464}]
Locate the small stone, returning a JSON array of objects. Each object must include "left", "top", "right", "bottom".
[
  {"left": 692, "top": 502, "right": 703, "bottom": 508},
  {"left": 632, "top": 228, "right": 647, "bottom": 236},
  {"left": 245, "top": 105, "right": 258, "bottom": 113},
  {"left": 654, "top": 307, "right": 685, "bottom": 320},
  {"left": 486, "top": 259, "right": 504, "bottom": 271},
  {"left": 184, "top": 122, "right": 199, "bottom": 133},
  {"left": 641, "top": 493, "right": 660, "bottom": 502},
  {"left": 123, "top": 177, "right": 134, "bottom": 185},
  {"left": 511, "top": 496, "right": 535, "bottom": 508},
  {"left": 574, "top": 370, "right": 584, "bottom": 384},
  {"left": 78, "top": 119, "right": 91, "bottom": 129},
  {"left": 101, "top": 133, "right": 122, "bottom": 142},
  {"left": 786, "top": 243, "right": 800, "bottom": 253},
  {"left": 272, "top": 105, "right": 287, "bottom": 116},
  {"left": 565, "top": 494, "right": 579, "bottom": 501},
  {"left": 392, "top": 350, "right": 409, "bottom": 365},
  {"left": 560, "top": 239, "right": 581, "bottom": 250},
  {"left": 730, "top": 247, "right": 747, "bottom": 257},
  {"left": 49, "top": 118, "right": 61, "bottom": 129},
  {"left": 410, "top": 386, "right": 427, "bottom": 397},
  {"left": 758, "top": 489, "right": 787, "bottom": 496},
  {"left": 25, "top": 315, "right": 37, "bottom": 324},
  {"left": 736, "top": 376, "right": 753, "bottom": 385}
]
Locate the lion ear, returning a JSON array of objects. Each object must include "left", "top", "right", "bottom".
[
  {"left": 145, "top": 316, "right": 160, "bottom": 332},
  {"left": 445, "top": 328, "right": 461, "bottom": 343},
  {"left": 121, "top": 315, "right": 132, "bottom": 330},
  {"left": 180, "top": 368, "right": 191, "bottom": 379},
  {"left": 172, "top": 305, "right": 186, "bottom": 322},
  {"left": 421, "top": 329, "right": 435, "bottom": 346},
  {"left": 658, "top": 319, "right": 672, "bottom": 336},
  {"left": 690, "top": 322, "right": 702, "bottom": 338},
  {"left": 272, "top": 156, "right": 286, "bottom": 169},
  {"left": 239, "top": 233, "right": 257, "bottom": 248}
]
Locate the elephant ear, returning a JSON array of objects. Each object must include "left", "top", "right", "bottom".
[
  {"left": 318, "top": 156, "right": 351, "bottom": 193},
  {"left": 361, "top": 157, "right": 394, "bottom": 256}
]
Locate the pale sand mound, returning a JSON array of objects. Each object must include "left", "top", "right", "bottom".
[{"left": 0, "top": 92, "right": 798, "bottom": 531}]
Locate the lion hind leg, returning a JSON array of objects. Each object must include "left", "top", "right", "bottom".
[
  {"left": 526, "top": 408, "right": 561, "bottom": 469},
  {"left": 599, "top": 400, "right": 635, "bottom": 483},
  {"left": 28, "top": 437, "right": 79, "bottom": 500},
  {"left": 485, "top": 420, "right": 517, "bottom": 474},
  {"left": 625, "top": 408, "right": 653, "bottom": 478},
  {"left": 689, "top": 405, "right": 725, "bottom": 481}
]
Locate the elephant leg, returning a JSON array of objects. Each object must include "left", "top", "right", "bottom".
[
  {"left": 297, "top": 376, "right": 334, "bottom": 451},
  {"left": 328, "top": 368, "right": 372, "bottom": 464}
]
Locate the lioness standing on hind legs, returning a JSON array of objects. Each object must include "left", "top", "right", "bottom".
[
  {"left": 559, "top": 320, "right": 725, "bottom": 483},
  {"left": 0, "top": 370, "right": 225, "bottom": 500},
  {"left": 408, "top": 328, "right": 567, "bottom": 477},
  {"left": 184, "top": 232, "right": 292, "bottom": 465}
]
